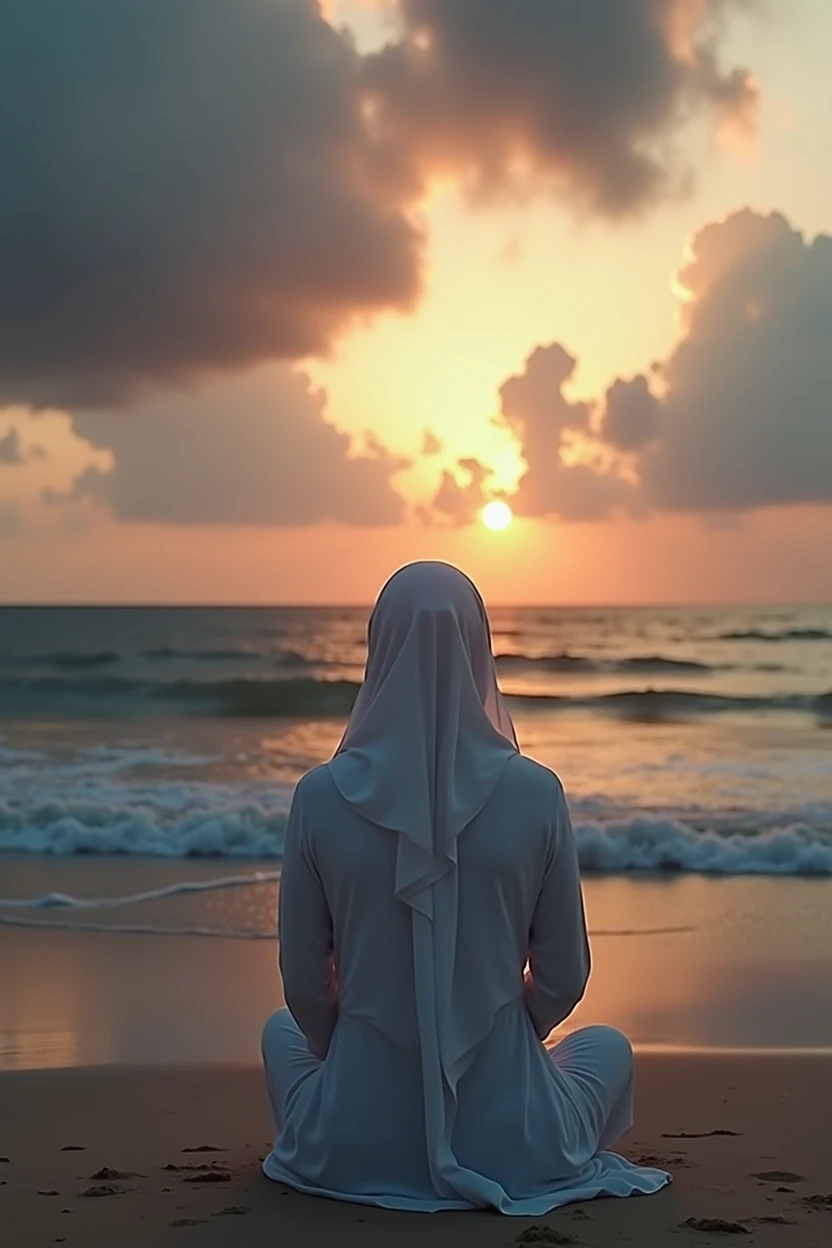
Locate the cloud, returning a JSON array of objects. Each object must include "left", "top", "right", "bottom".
[
  {"left": 364, "top": 0, "right": 759, "bottom": 213},
  {"left": 421, "top": 428, "right": 443, "bottom": 455},
  {"left": 496, "top": 345, "right": 634, "bottom": 521},
  {"left": 0, "top": 0, "right": 421, "bottom": 410},
  {"left": 49, "top": 366, "right": 409, "bottom": 527},
  {"left": 0, "top": 0, "right": 762, "bottom": 421},
  {"left": 599, "top": 375, "right": 661, "bottom": 451},
  {"left": 432, "top": 457, "right": 494, "bottom": 525},
  {"left": 638, "top": 209, "right": 832, "bottom": 511},
  {"left": 439, "top": 208, "right": 832, "bottom": 524},
  {"left": 0, "top": 425, "right": 46, "bottom": 466},
  {"left": 0, "top": 428, "right": 24, "bottom": 465},
  {"left": 431, "top": 345, "right": 635, "bottom": 523}
]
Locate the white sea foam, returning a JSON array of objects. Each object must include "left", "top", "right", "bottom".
[
  {"left": 0, "top": 794, "right": 291, "bottom": 857},
  {"left": 2, "top": 739, "right": 831, "bottom": 873},
  {"left": 574, "top": 817, "right": 832, "bottom": 875},
  {"left": 1, "top": 801, "right": 831, "bottom": 872}
]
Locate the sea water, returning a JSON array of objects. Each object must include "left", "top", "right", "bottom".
[{"left": 1, "top": 604, "right": 830, "bottom": 1066}]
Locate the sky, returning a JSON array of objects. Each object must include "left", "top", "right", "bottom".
[{"left": 1, "top": 0, "right": 831, "bottom": 605}]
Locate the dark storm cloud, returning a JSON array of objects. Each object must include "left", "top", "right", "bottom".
[
  {"left": 365, "top": 0, "right": 759, "bottom": 213},
  {"left": 0, "top": 0, "right": 421, "bottom": 409},
  {"left": 638, "top": 210, "right": 832, "bottom": 511},
  {"left": 49, "top": 367, "right": 409, "bottom": 527},
  {"left": 436, "top": 209, "right": 832, "bottom": 525},
  {"left": 0, "top": 0, "right": 761, "bottom": 414},
  {"left": 599, "top": 376, "right": 661, "bottom": 451}
]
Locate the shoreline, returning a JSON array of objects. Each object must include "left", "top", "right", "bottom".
[
  {"left": 3, "top": 866, "right": 832, "bottom": 1069},
  {"left": 2, "top": 1053, "right": 831, "bottom": 1247}
]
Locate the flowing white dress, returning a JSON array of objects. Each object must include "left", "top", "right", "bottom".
[{"left": 262, "top": 756, "right": 670, "bottom": 1213}]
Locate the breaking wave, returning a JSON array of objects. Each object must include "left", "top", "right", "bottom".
[
  {"left": 719, "top": 627, "right": 832, "bottom": 643},
  {"left": 2, "top": 674, "right": 830, "bottom": 722},
  {"left": 495, "top": 653, "right": 716, "bottom": 674},
  {"left": 1, "top": 801, "right": 830, "bottom": 875}
]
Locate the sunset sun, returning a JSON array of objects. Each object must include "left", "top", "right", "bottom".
[{"left": 481, "top": 500, "right": 513, "bottom": 532}]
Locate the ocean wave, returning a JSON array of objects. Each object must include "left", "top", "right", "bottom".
[
  {"left": 144, "top": 645, "right": 312, "bottom": 665},
  {"left": 144, "top": 645, "right": 262, "bottom": 662},
  {"left": 0, "top": 645, "right": 319, "bottom": 672},
  {"left": 1, "top": 797, "right": 830, "bottom": 874},
  {"left": 0, "top": 674, "right": 360, "bottom": 718},
  {"left": 513, "top": 688, "right": 832, "bottom": 723},
  {"left": 1, "top": 650, "right": 122, "bottom": 669},
  {"left": 719, "top": 627, "right": 832, "bottom": 643},
  {"left": 0, "top": 777, "right": 293, "bottom": 857},
  {"left": 496, "top": 652, "right": 594, "bottom": 673},
  {"left": 495, "top": 653, "right": 715, "bottom": 675},
  {"left": 2, "top": 673, "right": 830, "bottom": 721},
  {"left": 575, "top": 817, "right": 832, "bottom": 875}
]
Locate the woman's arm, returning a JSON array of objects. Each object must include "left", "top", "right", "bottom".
[
  {"left": 524, "top": 782, "right": 591, "bottom": 1041},
  {"left": 278, "top": 784, "right": 338, "bottom": 1059}
]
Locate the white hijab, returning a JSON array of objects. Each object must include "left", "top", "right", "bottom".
[
  {"left": 327, "top": 561, "right": 519, "bottom": 1201},
  {"left": 328, "top": 560, "right": 518, "bottom": 918}
]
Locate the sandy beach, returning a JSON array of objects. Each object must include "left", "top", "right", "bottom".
[{"left": 2, "top": 1053, "right": 830, "bottom": 1248}]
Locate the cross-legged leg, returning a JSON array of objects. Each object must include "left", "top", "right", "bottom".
[
  {"left": 261, "top": 1008, "right": 322, "bottom": 1134},
  {"left": 547, "top": 1025, "right": 635, "bottom": 1152}
]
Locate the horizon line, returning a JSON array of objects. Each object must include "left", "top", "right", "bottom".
[{"left": 0, "top": 600, "right": 828, "bottom": 611}]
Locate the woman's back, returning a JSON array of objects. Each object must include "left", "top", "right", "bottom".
[
  {"left": 281, "top": 751, "right": 579, "bottom": 1055},
  {"left": 261, "top": 562, "right": 670, "bottom": 1213}
]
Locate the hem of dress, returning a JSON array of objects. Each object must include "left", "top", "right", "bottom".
[{"left": 261, "top": 1152, "right": 672, "bottom": 1215}]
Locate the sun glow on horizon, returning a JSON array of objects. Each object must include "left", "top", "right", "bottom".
[{"left": 481, "top": 500, "right": 513, "bottom": 532}]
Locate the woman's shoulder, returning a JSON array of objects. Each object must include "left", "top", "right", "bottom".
[
  {"left": 293, "top": 762, "right": 339, "bottom": 807},
  {"left": 502, "top": 752, "right": 566, "bottom": 806}
]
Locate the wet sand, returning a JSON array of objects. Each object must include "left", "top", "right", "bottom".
[
  {"left": 3, "top": 866, "right": 832, "bottom": 1069},
  {"left": 2, "top": 1053, "right": 830, "bottom": 1247}
]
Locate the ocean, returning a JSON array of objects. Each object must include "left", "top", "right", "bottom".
[
  {"left": 1, "top": 603, "right": 831, "bottom": 1066},
  {"left": 1, "top": 603, "right": 831, "bottom": 873}
]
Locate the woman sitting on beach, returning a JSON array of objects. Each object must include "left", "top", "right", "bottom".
[{"left": 261, "top": 561, "right": 670, "bottom": 1213}]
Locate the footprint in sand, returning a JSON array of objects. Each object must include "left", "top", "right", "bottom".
[
  {"left": 753, "top": 1170, "right": 804, "bottom": 1183},
  {"left": 513, "top": 1227, "right": 577, "bottom": 1245},
  {"left": 633, "top": 1151, "right": 692, "bottom": 1168},
  {"left": 680, "top": 1216, "right": 749, "bottom": 1235},
  {"left": 89, "top": 1167, "right": 144, "bottom": 1180},
  {"left": 663, "top": 1129, "right": 740, "bottom": 1139},
  {"left": 80, "top": 1183, "right": 130, "bottom": 1198},
  {"left": 801, "top": 1193, "right": 832, "bottom": 1209}
]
